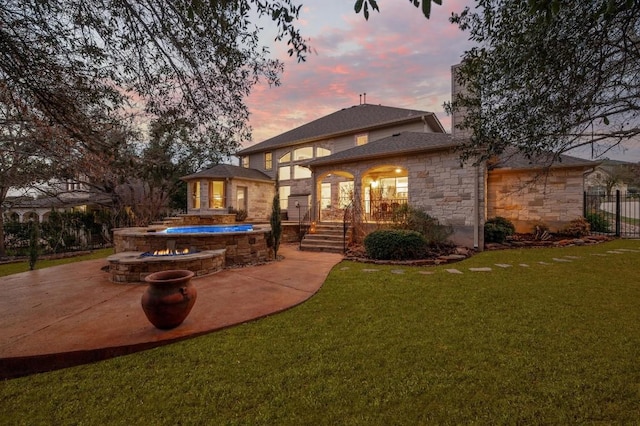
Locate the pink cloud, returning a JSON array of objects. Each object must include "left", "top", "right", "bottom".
[{"left": 245, "top": 0, "right": 474, "bottom": 146}]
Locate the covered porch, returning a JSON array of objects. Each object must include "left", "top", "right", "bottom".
[{"left": 312, "top": 164, "right": 409, "bottom": 224}]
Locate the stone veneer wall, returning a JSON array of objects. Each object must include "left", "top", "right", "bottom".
[
  {"left": 113, "top": 227, "right": 273, "bottom": 266},
  {"left": 232, "top": 179, "right": 274, "bottom": 221},
  {"left": 108, "top": 250, "right": 225, "bottom": 283},
  {"left": 175, "top": 214, "right": 236, "bottom": 225},
  {"left": 487, "top": 167, "right": 586, "bottom": 233},
  {"left": 407, "top": 149, "right": 484, "bottom": 248},
  {"left": 311, "top": 148, "right": 484, "bottom": 248}
]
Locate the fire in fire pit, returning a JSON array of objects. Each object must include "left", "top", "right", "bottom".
[{"left": 139, "top": 248, "right": 198, "bottom": 258}]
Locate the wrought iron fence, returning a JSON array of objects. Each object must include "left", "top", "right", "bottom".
[{"left": 584, "top": 190, "right": 640, "bottom": 237}]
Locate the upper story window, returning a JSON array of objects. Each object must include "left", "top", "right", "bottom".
[
  {"left": 293, "top": 165, "right": 312, "bottom": 180},
  {"left": 279, "top": 166, "right": 291, "bottom": 180},
  {"left": 316, "top": 147, "right": 331, "bottom": 158},
  {"left": 355, "top": 133, "right": 368, "bottom": 146},
  {"left": 265, "top": 152, "right": 273, "bottom": 170},
  {"left": 294, "top": 147, "right": 313, "bottom": 161},
  {"left": 241, "top": 156, "right": 249, "bottom": 168},
  {"left": 279, "top": 152, "right": 291, "bottom": 163}
]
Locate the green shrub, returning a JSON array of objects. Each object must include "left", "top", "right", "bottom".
[
  {"left": 390, "top": 204, "right": 453, "bottom": 247},
  {"left": 484, "top": 216, "right": 516, "bottom": 243},
  {"left": 586, "top": 213, "right": 610, "bottom": 233},
  {"left": 228, "top": 207, "right": 248, "bottom": 222},
  {"left": 559, "top": 217, "right": 591, "bottom": 238},
  {"left": 364, "top": 229, "right": 427, "bottom": 260}
]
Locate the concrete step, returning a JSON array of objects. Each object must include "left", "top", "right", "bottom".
[
  {"left": 299, "top": 223, "right": 348, "bottom": 253},
  {"left": 303, "top": 234, "right": 344, "bottom": 242},
  {"left": 299, "top": 243, "right": 345, "bottom": 253}
]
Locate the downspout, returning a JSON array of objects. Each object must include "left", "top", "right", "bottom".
[{"left": 474, "top": 164, "right": 479, "bottom": 249}]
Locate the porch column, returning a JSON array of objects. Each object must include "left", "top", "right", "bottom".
[{"left": 310, "top": 169, "right": 318, "bottom": 222}]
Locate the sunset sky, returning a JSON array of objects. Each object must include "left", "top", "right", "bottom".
[
  {"left": 244, "top": 0, "right": 638, "bottom": 161},
  {"left": 245, "top": 0, "right": 473, "bottom": 145}
]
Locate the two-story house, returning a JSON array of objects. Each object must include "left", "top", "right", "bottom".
[{"left": 182, "top": 67, "right": 596, "bottom": 249}]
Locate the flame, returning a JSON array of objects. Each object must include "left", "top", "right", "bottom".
[{"left": 152, "top": 248, "right": 192, "bottom": 256}]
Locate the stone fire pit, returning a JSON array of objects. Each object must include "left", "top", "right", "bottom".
[{"left": 107, "top": 249, "right": 225, "bottom": 283}]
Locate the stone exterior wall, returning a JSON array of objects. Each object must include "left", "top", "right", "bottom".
[
  {"left": 176, "top": 214, "right": 236, "bottom": 225},
  {"left": 407, "top": 149, "right": 484, "bottom": 248},
  {"left": 451, "top": 63, "right": 472, "bottom": 140},
  {"left": 113, "top": 227, "right": 273, "bottom": 266},
  {"left": 185, "top": 177, "right": 274, "bottom": 221},
  {"left": 487, "top": 167, "right": 586, "bottom": 233},
  {"left": 108, "top": 250, "right": 226, "bottom": 283},
  {"left": 230, "top": 179, "right": 274, "bottom": 221},
  {"left": 311, "top": 148, "right": 484, "bottom": 248}
]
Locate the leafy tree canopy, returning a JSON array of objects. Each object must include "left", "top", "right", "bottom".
[
  {"left": 0, "top": 0, "right": 308, "bottom": 165},
  {"left": 447, "top": 0, "right": 640, "bottom": 163}
]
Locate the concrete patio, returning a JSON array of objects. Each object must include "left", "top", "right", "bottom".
[{"left": 0, "top": 244, "right": 343, "bottom": 379}]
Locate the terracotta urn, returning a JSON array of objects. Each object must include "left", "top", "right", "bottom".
[{"left": 142, "top": 270, "right": 197, "bottom": 329}]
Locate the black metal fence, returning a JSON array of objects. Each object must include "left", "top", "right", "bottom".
[{"left": 584, "top": 190, "right": 640, "bottom": 238}]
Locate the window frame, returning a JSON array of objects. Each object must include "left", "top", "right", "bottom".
[
  {"left": 355, "top": 133, "right": 368, "bottom": 146},
  {"left": 208, "top": 180, "right": 225, "bottom": 209},
  {"left": 264, "top": 152, "right": 273, "bottom": 170}
]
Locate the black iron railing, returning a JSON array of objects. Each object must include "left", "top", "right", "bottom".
[{"left": 584, "top": 190, "right": 640, "bottom": 237}]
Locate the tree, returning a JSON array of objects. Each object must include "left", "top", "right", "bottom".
[
  {"left": 0, "top": 0, "right": 309, "bottom": 191},
  {"left": 355, "top": 0, "right": 443, "bottom": 20},
  {"left": 0, "top": 83, "right": 64, "bottom": 256},
  {"left": 270, "top": 185, "right": 282, "bottom": 260},
  {"left": 447, "top": 0, "right": 640, "bottom": 164}
]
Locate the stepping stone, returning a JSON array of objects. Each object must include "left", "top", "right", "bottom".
[
  {"left": 607, "top": 250, "right": 625, "bottom": 254},
  {"left": 469, "top": 267, "right": 492, "bottom": 272},
  {"left": 564, "top": 256, "right": 581, "bottom": 259},
  {"left": 440, "top": 254, "right": 467, "bottom": 261},
  {"left": 591, "top": 253, "right": 608, "bottom": 256},
  {"left": 362, "top": 269, "right": 379, "bottom": 272},
  {"left": 446, "top": 269, "right": 463, "bottom": 274},
  {"left": 617, "top": 248, "right": 639, "bottom": 252},
  {"left": 495, "top": 264, "right": 512, "bottom": 268},
  {"left": 519, "top": 264, "right": 530, "bottom": 267},
  {"left": 418, "top": 271, "right": 435, "bottom": 275},
  {"left": 340, "top": 267, "right": 350, "bottom": 270},
  {"left": 391, "top": 270, "right": 405, "bottom": 274},
  {"left": 538, "top": 261, "right": 551, "bottom": 265},
  {"left": 553, "top": 258, "right": 571, "bottom": 262}
]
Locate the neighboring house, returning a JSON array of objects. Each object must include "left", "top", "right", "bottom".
[
  {"left": 3, "top": 179, "right": 111, "bottom": 223},
  {"left": 584, "top": 159, "right": 632, "bottom": 195}
]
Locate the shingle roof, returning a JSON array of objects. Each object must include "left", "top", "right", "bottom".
[
  {"left": 4, "top": 193, "right": 112, "bottom": 209},
  {"left": 307, "top": 132, "right": 457, "bottom": 167},
  {"left": 491, "top": 148, "right": 597, "bottom": 171},
  {"left": 181, "top": 164, "right": 272, "bottom": 182},
  {"left": 237, "top": 104, "right": 445, "bottom": 155}
]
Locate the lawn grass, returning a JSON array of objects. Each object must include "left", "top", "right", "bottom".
[
  {"left": 1, "top": 240, "right": 639, "bottom": 424},
  {"left": 0, "top": 248, "right": 113, "bottom": 277}
]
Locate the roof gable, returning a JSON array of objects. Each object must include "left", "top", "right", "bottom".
[
  {"left": 238, "top": 104, "right": 444, "bottom": 155},
  {"left": 490, "top": 148, "right": 598, "bottom": 171},
  {"left": 307, "top": 132, "right": 456, "bottom": 167},
  {"left": 181, "top": 164, "right": 272, "bottom": 182}
]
